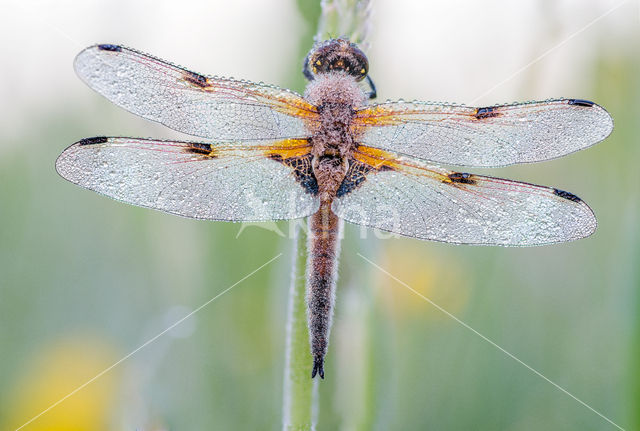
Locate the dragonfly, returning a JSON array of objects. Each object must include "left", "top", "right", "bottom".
[{"left": 56, "top": 39, "right": 613, "bottom": 379}]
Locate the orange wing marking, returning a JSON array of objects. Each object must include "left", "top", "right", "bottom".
[
  {"left": 263, "top": 138, "right": 312, "bottom": 160},
  {"left": 352, "top": 104, "right": 525, "bottom": 129},
  {"left": 264, "top": 139, "right": 317, "bottom": 195},
  {"left": 352, "top": 145, "right": 400, "bottom": 171},
  {"left": 179, "top": 71, "right": 318, "bottom": 120}
]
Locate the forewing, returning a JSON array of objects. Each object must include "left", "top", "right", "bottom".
[
  {"left": 332, "top": 146, "right": 596, "bottom": 246},
  {"left": 355, "top": 99, "right": 613, "bottom": 167},
  {"left": 74, "top": 45, "right": 317, "bottom": 140},
  {"left": 56, "top": 137, "right": 319, "bottom": 221}
]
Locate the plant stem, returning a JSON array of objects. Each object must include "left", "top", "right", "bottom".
[
  {"left": 283, "top": 221, "right": 317, "bottom": 431},
  {"left": 316, "top": 0, "right": 372, "bottom": 48},
  {"left": 283, "top": 2, "right": 374, "bottom": 429}
]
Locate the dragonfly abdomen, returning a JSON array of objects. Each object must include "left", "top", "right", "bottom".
[{"left": 307, "top": 201, "right": 342, "bottom": 379}]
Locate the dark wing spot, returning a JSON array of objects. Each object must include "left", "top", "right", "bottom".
[
  {"left": 336, "top": 159, "right": 374, "bottom": 197},
  {"left": 474, "top": 107, "right": 501, "bottom": 120},
  {"left": 553, "top": 188, "right": 582, "bottom": 202},
  {"left": 97, "top": 44, "right": 122, "bottom": 52},
  {"left": 185, "top": 142, "right": 215, "bottom": 157},
  {"left": 270, "top": 153, "right": 318, "bottom": 195},
  {"left": 183, "top": 71, "right": 209, "bottom": 88},
  {"left": 336, "top": 150, "right": 397, "bottom": 198},
  {"left": 78, "top": 136, "right": 109, "bottom": 146},
  {"left": 447, "top": 172, "right": 476, "bottom": 184},
  {"left": 567, "top": 99, "right": 595, "bottom": 107}
]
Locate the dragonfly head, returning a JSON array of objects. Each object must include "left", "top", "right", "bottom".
[{"left": 305, "top": 38, "right": 369, "bottom": 82}]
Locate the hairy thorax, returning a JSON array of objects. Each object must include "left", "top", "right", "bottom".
[{"left": 304, "top": 72, "right": 367, "bottom": 201}]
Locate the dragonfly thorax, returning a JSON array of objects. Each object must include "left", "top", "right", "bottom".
[{"left": 305, "top": 71, "right": 366, "bottom": 201}]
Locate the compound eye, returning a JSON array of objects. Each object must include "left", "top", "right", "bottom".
[{"left": 354, "top": 65, "right": 368, "bottom": 81}]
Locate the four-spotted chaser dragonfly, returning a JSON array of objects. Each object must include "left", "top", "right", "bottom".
[{"left": 56, "top": 39, "right": 614, "bottom": 379}]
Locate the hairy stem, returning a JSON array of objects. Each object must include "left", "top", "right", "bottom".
[
  {"left": 283, "top": 1, "right": 374, "bottom": 429},
  {"left": 283, "top": 221, "right": 317, "bottom": 431},
  {"left": 316, "top": 0, "right": 372, "bottom": 49}
]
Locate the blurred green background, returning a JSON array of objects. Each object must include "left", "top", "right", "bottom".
[{"left": 1, "top": 0, "right": 638, "bottom": 429}]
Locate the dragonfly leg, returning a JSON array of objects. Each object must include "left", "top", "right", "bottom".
[{"left": 365, "top": 75, "right": 377, "bottom": 99}]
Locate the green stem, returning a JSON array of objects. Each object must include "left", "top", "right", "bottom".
[
  {"left": 283, "top": 2, "right": 374, "bottom": 429},
  {"left": 316, "top": 0, "right": 372, "bottom": 48},
  {"left": 282, "top": 221, "right": 317, "bottom": 431}
]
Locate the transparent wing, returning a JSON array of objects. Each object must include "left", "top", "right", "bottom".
[
  {"left": 74, "top": 44, "right": 317, "bottom": 140},
  {"left": 355, "top": 98, "right": 613, "bottom": 167},
  {"left": 332, "top": 146, "right": 596, "bottom": 246},
  {"left": 56, "top": 137, "right": 319, "bottom": 221}
]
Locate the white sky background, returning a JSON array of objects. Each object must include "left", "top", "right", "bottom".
[
  {"left": 0, "top": 0, "right": 637, "bottom": 145},
  {"left": 370, "top": 0, "right": 636, "bottom": 103}
]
